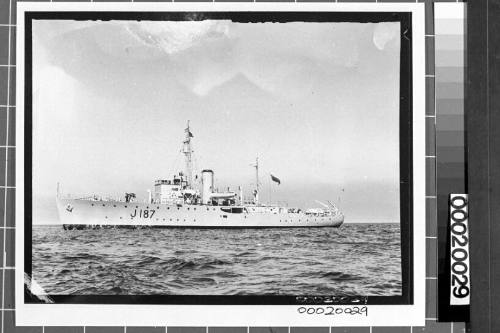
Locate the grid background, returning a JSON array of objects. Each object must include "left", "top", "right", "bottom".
[{"left": 0, "top": 0, "right": 468, "bottom": 332}]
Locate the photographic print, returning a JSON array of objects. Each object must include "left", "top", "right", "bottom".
[{"left": 16, "top": 3, "right": 426, "bottom": 327}]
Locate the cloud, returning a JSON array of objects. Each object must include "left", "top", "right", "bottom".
[
  {"left": 125, "top": 20, "right": 231, "bottom": 54},
  {"left": 34, "top": 20, "right": 399, "bottom": 98},
  {"left": 372, "top": 23, "right": 399, "bottom": 50}
]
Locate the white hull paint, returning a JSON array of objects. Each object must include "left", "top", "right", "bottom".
[{"left": 56, "top": 198, "right": 344, "bottom": 228}]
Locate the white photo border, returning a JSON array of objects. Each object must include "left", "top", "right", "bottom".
[{"left": 15, "top": 2, "right": 426, "bottom": 327}]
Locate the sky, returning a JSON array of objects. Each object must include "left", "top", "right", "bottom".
[{"left": 32, "top": 18, "right": 401, "bottom": 223}]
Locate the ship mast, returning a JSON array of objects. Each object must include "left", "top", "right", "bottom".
[
  {"left": 253, "top": 157, "right": 259, "bottom": 204},
  {"left": 183, "top": 121, "right": 194, "bottom": 189}
]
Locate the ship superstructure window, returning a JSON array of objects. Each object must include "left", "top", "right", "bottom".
[
  {"left": 221, "top": 207, "right": 244, "bottom": 214},
  {"left": 232, "top": 207, "right": 243, "bottom": 214}
]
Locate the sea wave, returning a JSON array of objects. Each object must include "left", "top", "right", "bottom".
[{"left": 32, "top": 223, "right": 402, "bottom": 296}]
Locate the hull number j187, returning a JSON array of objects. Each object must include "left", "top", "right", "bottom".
[{"left": 130, "top": 209, "right": 156, "bottom": 219}]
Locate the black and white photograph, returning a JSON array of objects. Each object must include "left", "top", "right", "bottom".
[{"left": 15, "top": 3, "right": 426, "bottom": 327}]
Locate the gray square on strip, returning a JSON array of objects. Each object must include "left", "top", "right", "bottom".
[
  {"left": 0, "top": 27, "right": 9, "bottom": 64},
  {"left": 426, "top": 278, "right": 438, "bottom": 318},
  {"left": 168, "top": 328, "right": 205, "bottom": 333},
  {"left": 3, "top": 267, "right": 14, "bottom": 308},
  {"left": 331, "top": 327, "right": 370, "bottom": 333},
  {"left": 290, "top": 328, "right": 329, "bottom": 333},
  {"left": 426, "top": 237, "right": 438, "bottom": 277},
  {"left": 6, "top": 186, "right": 15, "bottom": 227},
  {"left": 0, "top": 66, "right": 7, "bottom": 105},
  {"left": 413, "top": 320, "right": 453, "bottom": 333},
  {"left": 85, "top": 327, "right": 124, "bottom": 333},
  {"left": 44, "top": 327, "right": 85, "bottom": 333},
  {"left": 3, "top": 310, "right": 43, "bottom": 333},
  {"left": 209, "top": 328, "right": 247, "bottom": 333},
  {"left": 125, "top": 327, "right": 165, "bottom": 333},
  {"left": 0, "top": 107, "right": 6, "bottom": 145},
  {"left": 5, "top": 227, "right": 15, "bottom": 266},
  {"left": 250, "top": 328, "right": 289, "bottom": 333},
  {"left": 426, "top": 197, "right": 437, "bottom": 237},
  {"left": 372, "top": 328, "right": 411, "bottom": 333}
]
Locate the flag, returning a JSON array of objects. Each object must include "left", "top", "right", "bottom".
[{"left": 270, "top": 174, "right": 281, "bottom": 185}]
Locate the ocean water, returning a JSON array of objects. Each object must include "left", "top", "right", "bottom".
[{"left": 32, "top": 224, "right": 401, "bottom": 296}]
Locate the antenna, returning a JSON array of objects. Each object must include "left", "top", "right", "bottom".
[
  {"left": 268, "top": 173, "right": 272, "bottom": 205},
  {"left": 315, "top": 200, "right": 330, "bottom": 209},
  {"left": 255, "top": 157, "right": 259, "bottom": 194}
]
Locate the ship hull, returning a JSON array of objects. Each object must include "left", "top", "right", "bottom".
[{"left": 56, "top": 198, "right": 344, "bottom": 228}]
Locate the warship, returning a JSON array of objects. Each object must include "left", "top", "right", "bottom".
[{"left": 55, "top": 122, "right": 344, "bottom": 229}]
